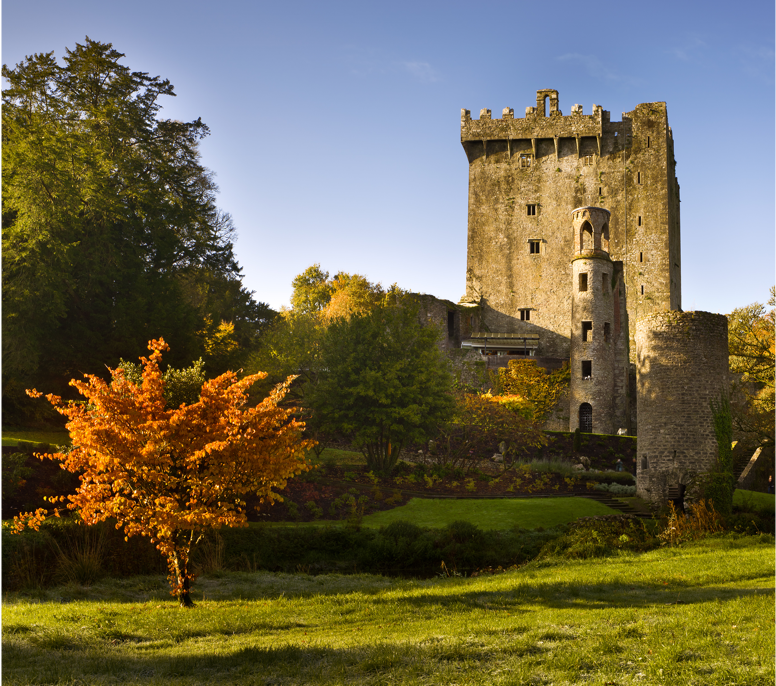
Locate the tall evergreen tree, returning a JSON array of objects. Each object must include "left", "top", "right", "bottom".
[{"left": 2, "top": 38, "right": 272, "bottom": 421}]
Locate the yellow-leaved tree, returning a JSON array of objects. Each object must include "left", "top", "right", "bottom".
[{"left": 21, "top": 339, "right": 311, "bottom": 607}]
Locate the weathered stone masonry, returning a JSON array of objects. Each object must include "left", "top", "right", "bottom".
[
  {"left": 635, "top": 311, "right": 729, "bottom": 504},
  {"left": 460, "top": 89, "right": 681, "bottom": 362}
]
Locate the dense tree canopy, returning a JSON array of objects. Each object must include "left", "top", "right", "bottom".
[
  {"left": 307, "top": 303, "right": 454, "bottom": 473},
  {"left": 728, "top": 288, "right": 775, "bottom": 448},
  {"left": 2, "top": 38, "right": 273, "bottom": 422}
]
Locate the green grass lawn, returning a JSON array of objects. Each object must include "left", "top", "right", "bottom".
[
  {"left": 1, "top": 429, "right": 70, "bottom": 447},
  {"left": 2, "top": 534, "right": 773, "bottom": 685},
  {"left": 735, "top": 488, "right": 775, "bottom": 514},
  {"left": 361, "top": 496, "right": 620, "bottom": 530}
]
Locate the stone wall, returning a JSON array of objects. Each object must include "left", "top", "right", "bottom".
[{"left": 635, "top": 311, "right": 729, "bottom": 505}]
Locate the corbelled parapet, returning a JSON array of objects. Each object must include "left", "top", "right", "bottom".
[{"left": 461, "top": 89, "right": 605, "bottom": 144}]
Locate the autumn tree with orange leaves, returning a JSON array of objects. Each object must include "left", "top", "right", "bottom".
[{"left": 20, "top": 339, "right": 311, "bottom": 607}]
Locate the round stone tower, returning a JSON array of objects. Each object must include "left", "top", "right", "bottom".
[
  {"left": 635, "top": 311, "right": 729, "bottom": 505},
  {"left": 568, "top": 206, "right": 616, "bottom": 435}
]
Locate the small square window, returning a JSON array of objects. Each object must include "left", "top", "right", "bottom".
[
  {"left": 579, "top": 273, "right": 588, "bottom": 292},
  {"left": 582, "top": 321, "right": 592, "bottom": 342},
  {"left": 520, "top": 154, "right": 532, "bottom": 168},
  {"left": 519, "top": 309, "right": 531, "bottom": 321},
  {"left": 582, "top": 360, "right": 592, "bottom": 378},
  {"left": 526, "top": 204, "right": 537, "bottom": 216},
  {"left": 529, "top": 239, "right": 541, "bottom": 254},
  {"left": 583, "top": 155, "right": 594, "bottom": 166}
]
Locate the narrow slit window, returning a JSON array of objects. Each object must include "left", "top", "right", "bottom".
[
  {"left": 638, "top": 215, "right": 642, "bottom": 226},
  {"left": 640, "top": 252, "right": 643, "bottom": 263},
  {"left": 581, "top": 321, "right": 592, "bottom": 342},
  {"left": 526, "top": 204, "right": 537, "bottom": 216},
  {"left": 641, "top": 285, "right": 644, "bottom": 295},
  {"left": 647, "top": 136, "right": 650, "bottom": 148},
  {"left": 529, "top": 239, "right": 541, "bottom": 254},
  {"left": 519, "top": 308, "right": 531, "bottom": 321},
  {"left": 602, "top": 273, "right": 608, "bottom": 292},
  {"left": 579, "top": 273, "right": 588, "bottom": 292},
  {"left": 581, "top": 360, "right": 592, "bottom": 378},
  {"left": 604, "top": 322, "right": 611, "bottom": 343},
  {"left": 637, "top": 171, "right": 642, "bottom": 184}
]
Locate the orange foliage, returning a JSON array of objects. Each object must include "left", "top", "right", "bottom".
[{"left": 21, "top": 339, "right": 312, "bottom": 606}]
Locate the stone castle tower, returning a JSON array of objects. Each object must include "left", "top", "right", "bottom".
[
  {"left": 635, "top": 312, "right": 729, "bottom": 504},
  {"left": 460, "top": 89, "right": 681, "bottom": 361}
]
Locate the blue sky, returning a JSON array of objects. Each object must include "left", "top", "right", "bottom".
[{"left": 3, "top": 0, "right": 774, "bottom": 314}]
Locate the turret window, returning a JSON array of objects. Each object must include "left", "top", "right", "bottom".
[
  {"left": 582, "top": 360, "right": 592, "bottom": 378},
  {"left": 579, "top": 273, "right": 588, "bottom": 292},
  {"left": 581, "top": 321, "right": 592, "bottom": 342}
]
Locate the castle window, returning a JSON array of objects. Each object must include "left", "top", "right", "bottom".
[
  {"left": 580, "top": 221, "right": 593, "bottom": 250},
  {"left": 638, "top": 215, "right": 642, "bottom": 226},
  {"left": 526, "top": 204, "right": 537, "bottom": 216},
  {"left": 637, "top": 171, "right": 642, "bottom": 184},
  {"left": 641, "top": 285, "right": 644, "bottom": 295},
  {"left": 647, "top": 136, "right": 650, "bottom": 148},
  {"left": 602, "top": 273, "right": 608, "bottom": 292},
  {"left": 604, "top": 322, "right": 611, "bottom": 343},
  {"left": 583, "top": 155, "right": 594, "bottom": 166},
  {"left": 579, "top": 403, "right": 593, "bottom": 432},
  {"left": 519, "top": 308, "right": 531, "bottom": 321},
  {"left": 520, "top": 154, "right": 532, "bottom": 168},
  {"left": 581, "top": 321, "right": 592, "bottom": 342},
  {"left": 641, "top": 455, "right": 649, "bottom": 470},
  {"left": 581, "top": 360, "right": 592, "bottom": 378},
  {"left": 640, "top": 252, "right": 643, "bottom": 263},
  {"left": 447, "top": 311, "right": 456, "bottom": 338},
  {"left": 579, "top": 273, "right": 588, "bottom": 292},
  {"left": 529, "top": 239, "right": 541, "bottom": 254}
]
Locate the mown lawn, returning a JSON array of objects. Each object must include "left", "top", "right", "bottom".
[
  {"left": 3, "top": 534, "right": 773, "bottom": 685},
  {"left": 1, "top": 429, "right": 70, "bottom": 447},
  {"left": 734, "top": 488, "right": 775, "bottom": 514},
  {"left": 361, "top": 496, "right": 620, "bottom": 529}
]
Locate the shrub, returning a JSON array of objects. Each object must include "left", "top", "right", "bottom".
[
  {"left": 537, "top": 516, "right": 658, "bottom": 560},
  {"left": 658, "top": 500, "right": 724, "bottom": 547}
]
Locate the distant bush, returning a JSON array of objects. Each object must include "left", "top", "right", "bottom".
[
  {"left": 593, "top": 483, "right": 637, "bottom": 495},
  {"left": 537, "top": 516, "right": 659, "bottom": 560}
]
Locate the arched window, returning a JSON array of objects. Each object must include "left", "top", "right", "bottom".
[
  {"left": 579, "top": 403, "right": 593, "bottom": 433},
  {"left": 600, "top": 222, "right": 610, "bottom": 252},
  {"left": 580, "top": 221, "right": 593, "bottom": 251}
]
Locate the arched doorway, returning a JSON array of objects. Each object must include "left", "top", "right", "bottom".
[{"left": 579, "top": 403, "right": 593, "bottom": 432}]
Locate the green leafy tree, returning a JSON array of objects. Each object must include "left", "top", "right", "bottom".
[
  {"left": 727, "top": 288, "right": 775, "bottom": 449},
  {"left": 307, "top": 303, "right": 454, "bottom": 473},
  {"left": 2, "top": 38, "right": 269, "bottom": 420}
]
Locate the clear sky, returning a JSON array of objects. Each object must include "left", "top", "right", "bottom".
[{"left": 3, "top": 0, "right": 774, "bottom": 315}]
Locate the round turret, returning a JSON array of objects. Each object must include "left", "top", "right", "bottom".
[
  {"left": 569, "top": 207, "right": 616, "bottom": 435},
  {"left": 635, "top": 311, "right": 729, "bottom": 505}
]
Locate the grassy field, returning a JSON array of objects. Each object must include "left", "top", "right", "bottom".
[
  {"left": 1, "top": 429, "right": 71, "bottom": 447},
  {"left": 361, "top": 496, "right": 620, "bottom": 529},
  {"left": 734, "top": 489, "right": 775, "bottom": 513},
  {"left": 3, "top": 534, "right": 773, "bottom": 685}
]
